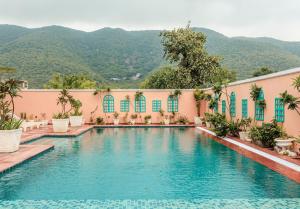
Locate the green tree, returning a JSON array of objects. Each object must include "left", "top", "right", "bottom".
[
  {"left": 252, "top": 67, "right": 273, "bottom": 77},
  {"left": 141, "top": 66, "right": 192, "bottom": 89},
  {"left": 44, "top": 73, "right": 97, "bottom": 89},
  {"left": 143, "top": 25, "right": 221, "bottom": 89}
]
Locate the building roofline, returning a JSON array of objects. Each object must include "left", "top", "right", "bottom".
[{"left": 227, "top": 67, "right": 300, "bottom": 87}]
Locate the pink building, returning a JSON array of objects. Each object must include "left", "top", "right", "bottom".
[
  {"left": 203, "top": 67, "right": 300, "bottom": 137},
  {"left": 15, "top": 67, "right": 300, "bottom": 136}
]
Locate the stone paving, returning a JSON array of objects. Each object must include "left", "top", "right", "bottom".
[{"left": 0, "top": 144, "right": 54, "bottom": 173}]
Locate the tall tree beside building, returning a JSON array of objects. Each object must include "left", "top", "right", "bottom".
[{"left": 142, "top": 25, "right": 221, "bottom": 88}]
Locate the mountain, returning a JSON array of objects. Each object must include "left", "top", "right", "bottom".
[{"left": 0, "top": 24, "right": 300, "bottom": 88}]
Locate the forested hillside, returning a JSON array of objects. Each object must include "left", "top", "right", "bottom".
[{"left": 0, "top": 24, "right": 300, "bottom": 88}]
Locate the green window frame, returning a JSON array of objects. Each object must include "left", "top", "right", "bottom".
[
  {"left": 230, "top": 92, "right": 236, "bottom": 117},
  {"left": 242, "top": 99, "right": 248, "bottom": 118},
  {"left": 135, "top": 95, "right": 146, "bottom": 113},
  {"left": 120, "top": 99, "right": 129, "bottom": 112},
  {"left": 103, "top": 95, "right": 114, "bottom": 113},
  {"left": 167, "top": 96, "right": 178, "bottom": 112},
  {"left": 214, "top": 94, "right": 219, "bottom": 113},
  {"left": 222, "top": 100, "right": 226, "bottom": 114},
  {"left": 275, "top": 98, "right": 284, "bottom": 122},
  {"left": 255, "top": 90, "right": 264, "bottom": 121},
  {"left": 152, "top": 100, "right": 161, "bottom": 112}
]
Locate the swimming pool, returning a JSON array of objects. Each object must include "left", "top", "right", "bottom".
[{"left": 0, "top": 128, "right": 299, "bottom": 203}]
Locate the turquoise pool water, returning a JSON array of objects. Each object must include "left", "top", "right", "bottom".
[{"left": 0, "top": 128, "right": 299, "bottom": 201}]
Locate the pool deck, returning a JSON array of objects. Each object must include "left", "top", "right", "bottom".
[
  {"left": 0, "top": 144, "right": 54, "bottom": 174},
  {"left": 196, "top": 126, "right": 300, "bottom": 183},
  {"left": 0, "top": 124, "right": 299, "bottom": 183}
]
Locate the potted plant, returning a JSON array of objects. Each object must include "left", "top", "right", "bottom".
[
  {"left": 159, "top": 109, "right": 165, "bottom": 124},
  {"left": 144, "top": 115, "right": 152, "bottom": 124},
  {"left": 239, "top": 117, "right": 252, "bottom": 141},
  {"left": 204, "top": 112, "right": 213, "bottom": 128},
  {"left": 193, "top": 89, "right": 206, "bottom": 125},
  {"left": 292, "top": 138, "right": 300, "bottom": 156},
  {"left": 69, "top": 99, "right": 83, "bottom": 127},
  {"left": 164, "top": 115, "right": 170, "bottom": 125},
  {"left": 177, "top": 115, "right": 189, "bottom": 125},
  {"left": 96, "top": 117, "right": 105, "bottom": 125},
  {"left": 113, "top": 112, "right": 120, "bottom": 125},
  {"left": 52, "top": 89, "right": 73, "bottom": 133},
  {"left": 0, "top": 79, "right": 23, "bottom": 152},
  {"left": 249, "top": 120, "right": 283, "bottom": 148},
  {"left": 130, "top": 114, "right": 138, "bottom": 125}
]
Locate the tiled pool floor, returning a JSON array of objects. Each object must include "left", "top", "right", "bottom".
[{"left": 0, "top": 199, "right": 299, "bottom": 209}]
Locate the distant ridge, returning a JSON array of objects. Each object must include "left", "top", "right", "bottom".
[{"left": 0, "top": 24, "right": 300, "bottom": 88}]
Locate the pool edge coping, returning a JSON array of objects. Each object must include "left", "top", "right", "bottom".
[{"left": 196, "top": 126, "right": 300, "bottom": 183}]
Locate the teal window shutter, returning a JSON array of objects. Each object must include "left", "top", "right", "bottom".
[
  {"left": 255, "top": 90, "right": 264, "bottom": 121},
  {"left": 120, "top": 99, "right": 129, "bottom": 112},
  {"left": 167, "top": 96, "right": 178, "bottom": 112},
  {"left": 230, "top": 92, "right": 236, "bottom": 117},
  {"left": 135, "top": 95, "right": 146, "bottom": 112},
  {"left": 222, "top": 100, "right": 226, "bottom": 114},
  {"left": 103, "top": 95, "right": 114, "bottom": 113},
  {"left": 275, "top": 98, "right": 284, "bottom": 122},
  {"left": 242, "top": 99, "right": 248, "bottom": 118},
  {"left": 152, "top": 100, "right": 161, "bottom": 112}
]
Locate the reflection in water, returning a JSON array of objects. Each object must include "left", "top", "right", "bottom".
[{"left": 0, "top": 127, "right": 299, "bottom": 200}]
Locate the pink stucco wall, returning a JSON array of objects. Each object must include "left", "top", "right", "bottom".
[
  {"left": 14, "top": 89, "right": 197, "bottom": 124},
  {"left": 13, "top": 68, "right": 300, "bottom": 136},
  {"left": 203, "top": 68, "right": 300, "bottom": 137}
]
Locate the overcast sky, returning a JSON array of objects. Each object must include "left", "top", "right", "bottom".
[{"left": 0, "top": 0, "right": 299, "bottom": 41}]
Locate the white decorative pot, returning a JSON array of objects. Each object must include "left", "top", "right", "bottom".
[
  {"left": 69, "top": 116, "right": 83, "bottom": 127},
  {"left": 52, "top": 119, "right": 69, "bottom": 133},
  {"left": 205, "top": 122, "right": 211, "bottom": 128},
  {"left": 130, "top": 119, "right": 136, "bottom": 125},
  {"left": 194, "top": 116, "right": 202, "bottom": 125},
  {"left": 146, "top": 119, "right": 152, "bottom": 125},
  {"left": 0, "top": 129, "right": 22, "bottom": 153},
  {"left": 239, "top": 131, "right": 250, "bottom": 141},
  {"left": 113, "top": 119, "right": 120, "bottom": 125},
  {"left": 275, "top": 138, "right": 294, "bottom": 149},
  {"left": 164, "top": 119, "right": 170, "bottom": 125}
]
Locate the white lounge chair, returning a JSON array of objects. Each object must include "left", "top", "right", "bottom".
[{"left": 11, "top": 114, "right": 44, "bottom": 132}]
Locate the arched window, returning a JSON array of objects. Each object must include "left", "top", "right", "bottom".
[
  {"left": 103, "top": 95, "right": 114, "bottom": 113},
  {"left": 168, "top": 96, "right": 178, "bottom": 112},
  {"left": 255, "top": 90, "right": 264, "bottom": 121},
  {"left": 230, "top": 92, "right": 236, "bottom": 117},
  {"left": 222, "top": 100, "right": 226, "bottom": 114},
  {"left": 135, "top": 95, "right": 146, "bottom": 112}
]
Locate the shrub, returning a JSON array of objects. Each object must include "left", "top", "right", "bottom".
[
  {"left": 96, "top": 117, "right": 104, "bottom": 125},
  {"left": 208, "top": 113, "right": 229, "bottom": 137},
  {"left": 240, "top": 117, "right": 252, "bottom": 132},
  {"left": 144, "top": 115, "right": 151, "bottom": 122},
  {"left": 249, "top": 120, "right": 284, "bottom": 148},
  {"left": 228, "top": 119, "right": 241, "bottom": 137},
  {"left": 130, "top": 114, "right": 138, "bottom": 119},
  {"left": 177, "top": 116, "right": 189, "bottom": 124},
  {"left": 113, "top": 112, "right": 119, "bottom": 119}
]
